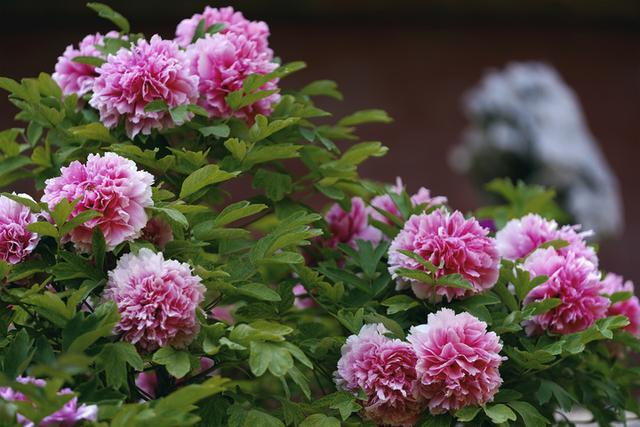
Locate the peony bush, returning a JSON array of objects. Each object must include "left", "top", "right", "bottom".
[{"left": 0, "top": 3, "right": 638, "bottom": 426}]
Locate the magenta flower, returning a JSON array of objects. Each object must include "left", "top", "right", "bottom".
[
  {"left": 388, "top": 210, "right": 500, "bottom": 302},
  {"left": 175, "top": 6, "right": 270, "bottom": 52},
  {"left": 496, "top": 213, "right": 597, "bottom": 265},
  {"left": 523, "top": 248, "right": 608, "bottom": 335},
  {"left": 601, "top": 273, "right": 640, "bottom": 337},
  {"left": 186, "top": 32, "right": 279, "bottom": 121},
  {"left": 0, "top": 194, "right": 40, "bottom": 264},
  {"left": 293, "top": 284, "right": 316, "bottom": 309},
  {"left": 408, "top": 308, "right": 504, "bottom": 414},
  {"left": 104, "top": 248, "right": 205, "bottom": 352},
  {"left": 335, "top": 324, "right": 424, "bottom": 426},
  {"left": 370, "top": 177, "right": 447, "bottom": 226},
  {"left": 211, "top": 305, "right": 235, "bottom": 325},
  {"left": 52, "top": 31, "right": 120, "bottom": 97},
  {"left": 141, "top": 216, "right": 174, "bottom": 249},
  {"left": 89, "top": 35, "right": 199, "bottom": 138},
  {"left": 0, "top": 376, "right": 97, "bottom": 427},
  {"left": 42, "top": 152, "right": 154, "bottom": 251},
  {"left": 325, "top": 197, "right": 382, "bottom": 248}
]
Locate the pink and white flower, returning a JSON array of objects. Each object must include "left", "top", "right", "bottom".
[
  {"left": 89, "top": 35, "right": 199, "bottom": 138},
  {"left": 601, "top": 273, "right": 640, "bottom": 337},
  {"left": 522, "top": 248, "right": 608, "bottom": 335},
  {"left": 42, "top": 152, "right": 154, "bottom": 251},
  {"left": 388, "top": 210, "right": 499, "bottom": 302},
  {"left": 0, "top": 376, "right": 97, "bottom": 426},
  {"left": 104, "top": 248, "right": 205, "bottom": 352},
  {"left": 325, "top": 197, "right": 382, "bottom": 249},
  {"left": 0, "top": 194, "right": 40, "bottom": 264},
  {"left": 335, "top": 324, "right": 423, "bottom": 426},
  {"left": 408, "top": 308, "right": 504, "bottom": 414}
]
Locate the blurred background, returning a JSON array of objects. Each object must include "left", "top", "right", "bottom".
[{"left": 1, "top": 0, "right": 639, "bottom": 283}]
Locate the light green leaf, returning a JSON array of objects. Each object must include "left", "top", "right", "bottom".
[
  {"left": 180, "top": 164, "right": 239, "bottom": 198},
  {"left": 153, "top": 347, "right": 191, "bottom": 378}
]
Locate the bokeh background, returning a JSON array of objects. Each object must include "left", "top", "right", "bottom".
[{"left": 1, "top": 0, "right": 639, "bottom": 282}]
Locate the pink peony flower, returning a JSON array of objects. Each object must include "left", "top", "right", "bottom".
[
  {"left": 325, "top": 197, "right": 382, "bottom": 249},
  {"left": 211, "top": 305, "right": 235, "bottom": 325},
  {"left": 52, "top": 31, "right": 120, "bottom": 97},
  {"left": 370, "top": 177, "right": 447, "bottom": 226},
  {"left": 0, "top": 376, "right": 97, "bottom": 426},
  {"left": 408, "top": 308, "right": 504, "bottom": 414},
  {"left": 141, "top": 216, "right": 174, "bottom": 249},
  {"left": 42, "top": 152, "right": 154, "bottom": 251},
  {"left": 89, "top": 35, "right": 199, "bottom": 138},
  {"left": 601, "top": 273, "right": 640, "bottom": 337},
  {"left": 522, "top": 248, "right": 608, "bottom": 335},
  {"left": 388, "top": 209, "right": 500, "bottom": 302},
  {"left": 335, "top": 324, "right": 423, "bottom": 426},
  {"left": 104, "top": 248, "right": 205, "bottom": 352},
  {"left": 496, "top": 213, "right": 597, "bottom": 265},
  {"left": 0, "top": 194, "right": 40, "bottom": 264},
  {"left": 175, "top": 6, "right": 270, "bottom": 52},
  {"left": 186, "top": 32, "right": 279, "bottom": 121}
]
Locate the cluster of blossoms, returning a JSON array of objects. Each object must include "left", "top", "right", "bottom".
[
  {"left": 335, "top": 309, "right": 504, "bottom": 425},
  {"left": 52, "top": 6, "right": 279, "bottom": 138},
  {"left": 0, "top": 377, "right": 97, "bottom": 426}
]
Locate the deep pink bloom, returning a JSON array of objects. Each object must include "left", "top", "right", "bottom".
[
  {"left": 52, "top": 31, "right": 120, "bottom": 97},
  {"left": 496, "top": 213, "right": 597, "bottom": 265},
  {"left": 601, "top": 273, "right": 640, "bottom": 337},
  {"left": 0, "top": 376, "right": 97, "bottom": 426},
  {"left": 523, "top": 248, "right": 608, "bottom": 335},
  {"left": 141, "top": 216, "right": 174, "bottom": 249},
  {"left": 388, "top": 210, "right": 500, "bottom": 302},
  {"left": 211, "top": 305, "right": 235, "bottom": 324},
  {"left": 186, "top": 32, "right": 279, "bottom": 121},
  {"left": 42, "top": 152, "right": 154, "bottom": 251},
  {"left": 104, "top": 248, "right": 205, "bottom": 352},
  {"left": 335, "top": 324, "right": 423, "bottom": 426},
  {"left": 325, "top": 197, "right": 382, "bottom": 248},
  {"left": 370, "top": 177, "right": 447, "bottom": 226},
  {"left": 175, "top": 6, "right": 270, "bottom": 52},
  {"left": 0, "top": 194, "right": 40, "bottom": 264},
  {"left": 408, "top": 308, "right": 504, "bottom": 414},
  {"left": 89, "top": 35, "right": 199, "bottom": 138}
]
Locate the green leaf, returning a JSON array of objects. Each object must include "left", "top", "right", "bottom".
[
  {"left": 72, "top": 56, "right": 106, "bottom": 67},
  {"left": 199, "top": 124, "right": 231, "bottom": 138},
  {"left": 416, "top": 413, "right": 451, "bottom": 427},
  {"left": 169, "top": 104, "right": 191, "bottom": 124},
  {"left": 396, "top": 249, "right": 437, "bottom": 273},
  {"left": 87, "top": 2, "right": 130, "bottom": 33},
  {"left": 236, "top": 283, "right": 281, "bottom": 302},
  {"left": 249, "top": 341, "right": 294, "bottom": 377},
  {"left": 508, "top": 401, "right": 550, "bottom": 427},
  {"left": 4, "top": 329, "right": 34, "bottom": 378},
  {"left": 300, "top": 80, "right": 343, "bottom": 100},
  {"left": 155, "top": 376, "right": 229, "bottom": 412},
  {"left": 381, "top": 295, "right": 419, "bottom": 315},
  {"left": 144, "top": 99, "right": 168, "bottom": 112},
  {"left": 535, "top": 380, "right": 577, "bottom": 411},
  {"left": 483, "top": 404, "right": 517, "bottom": 424},
  {"left": 338, "top": 109, "right": 392, "bottom": 126},
  {"left": 253, "top": 169, "right": 292, "bottom": 201},
  {"left": 526, "top": 298, "right": 562, "bottom": 315},
  {"left": 26, "top": 221, "right": 58, "bottom": 238},
  {"left": 23, "top": 292, "right": 73, "bottom": 327},
  {"left": 64, "top": 301, "right": 119, "bottom": 353},
  {"left": 152, "top": 347, "right": 191, "bottom": 378},
  {"left": 97, "top": 342, "right": 143, "bottom": 390},
  {"left": 455, "top": 406, "right": 481, "bottom": 422},
  {"left": 299, "top": 414, "right": 341, "bottom": 427},
  {"left": 180, "top": 164, "right": 239, "bottom": 198},
  {"left": 59, "top": 210, "right": 102, "bottom": 236},
  {"left": 149, "top": 206, "right": 189, "bottom": 229},
  {"left": 242, "top": 410, "right": 284, "bottom": 427},
  {"left": 51, "top": 198, "right": 78, "bottom": 228},
  {"left": 213, "top": 201, "right": 268, "bottom": 228},
  {"left": 1, "top": 193, "right": 42, "bottom": 213}
]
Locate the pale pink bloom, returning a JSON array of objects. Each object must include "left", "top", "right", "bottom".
[
  {"left": 325, "top": 197, "right": 382, "bottom": 249},
  {"left": 408, "top": 308, "right": 504, "bottom": 414},
  {"left": 388, "top": 210, "right": 500, "bottom": 302},
  {"left": 52, "top": 31, "right": 121, "bottom": 96},
  {"left": 293, "top": 284, "right": 316, "bottom": 309},
  {"left": 370, "top": 177, "right": 447, "bottom": 226},
  {"left": 211, "top": 305, "right": 235, "bottom": 325},
  {"left": 141, "top": 216, "right": 174, "bottom": 249},
  {"left": 601, "top": 273, "right": 640, "bottom": 337},
  {"left": 175, "top": 6, "right": 270, "bottom": 52},
  {"left": 104, "top": 248, "right": 205, "bottom": 352},
  {"left": 89, "top": 35, "right": 199, "bottom": 138},
  {"left": 335, "top": 324, "right": 423, "bottom": 426},
  {"left": 136, "top": 357, "right": 215, "bottom": 398},
  {"left": 0, "top": 376, "right": 97, "bottom": 426},
  {"left": 42, "top": 152, "right": 154, "bottom": 251},
  {"left": 0, "top": 194, "right": 40, "bottom": 264},
  {"left": 186, "top": 32, "right": 279, "bottom": 121},
  {"left": 496, "top": 213, "right": 597, "bottom": 265},
  {"left": 523, "top": 248, "right": 608, "bottom": 335}
]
